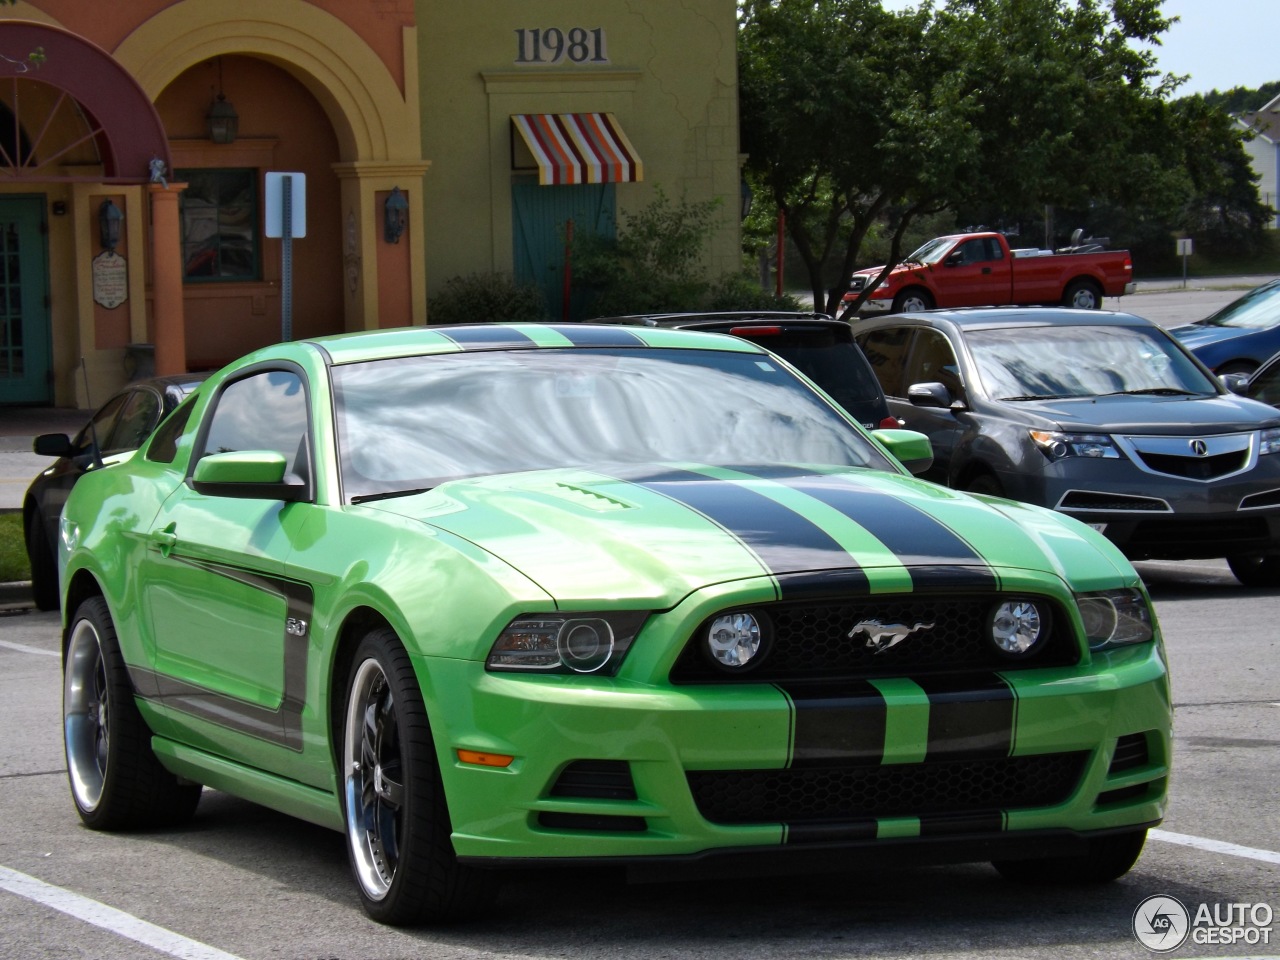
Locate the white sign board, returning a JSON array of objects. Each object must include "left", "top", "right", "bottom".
[
  {"left": 264, "top": 172, "right": 306, "bottom": 238},
  {"left": 1176, "top": 238, "right": 1193, "bottom": 257}
]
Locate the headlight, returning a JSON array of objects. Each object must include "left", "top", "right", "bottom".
[
  {"left": 1075, "top": 589, "right": 1154, "bottom": 650},
  {"left": 1260, "top": 427, "right": 1280, "bottom": 456},
  {"left": 696, "top": 610, "right": 771, "bottom": 672},
  {"left": 988, "top": 599, "right": 1049, "bottom": 657},
  {"left": 1030, "top": 430, "right": 1122, "bottom": 462},
  {"left": 486, "top": 612, "right": 647, "bottom": 675}
]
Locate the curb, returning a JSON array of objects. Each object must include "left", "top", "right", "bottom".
[{"left": 0, "top": 580, "right": 34, "bottom": 610}]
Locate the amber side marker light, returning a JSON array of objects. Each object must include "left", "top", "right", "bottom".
[{"left": 457, "top": 749, "right": 515, "bottom": 768}]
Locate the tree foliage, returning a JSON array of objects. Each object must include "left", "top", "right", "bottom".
[{"left": 739, "top": 0, "right": 1263, "bottom": 313}]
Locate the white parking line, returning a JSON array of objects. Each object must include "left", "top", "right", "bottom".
[
  {"left": 0, "top": 639, "right": 58, "bottom": 657},
  {"left": 0, "top": 865, "right": 248, "bottom": 960},
  {"left": 1151, "top": 829, "right": 1280, "bottom": 865}
]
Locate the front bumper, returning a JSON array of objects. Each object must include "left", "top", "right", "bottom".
[{"left": 419, "top": 641, "right": 1171, "bottom": 866}]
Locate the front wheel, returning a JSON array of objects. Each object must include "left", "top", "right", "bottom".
[
  {"left": 63, "top": 596, "right": 202, "bottom": 830},
  {"left": 993, "top": 828, "right": 1147, "bottom": 884},
  {"left": 342, "top": 629, "right": 496, "bottom": 925},
  {"left": 1215, "top": 360, "right": 1257, "bottom": 377},
  {"left": 1227, "top": 554, "right": 1280, "bottom": 587},
  {"left": 891, "top": 288, "right": 935, "bottom": 314},
  {"left": 963, "top": 473, "right": 1005, "bottom": 498},
  {"left": 1062, "top": 279, "right": 1103, "bottom": 310}
]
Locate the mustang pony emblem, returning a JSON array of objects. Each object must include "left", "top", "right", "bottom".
[{"left": 848, "top": 618, "right": 936, "bottom": 654}]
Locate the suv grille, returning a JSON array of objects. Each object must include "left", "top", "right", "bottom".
[
  {"left": 1134, "top": 449, "right": 1248, "bottom": 480},
  {"left": 669, "top": 595, "right": 1078, "bottom": 683},
  {"left": 687, "top": 752, "right": 1088, "bottom": 825}
]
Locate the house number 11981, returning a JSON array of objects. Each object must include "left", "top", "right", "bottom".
[{"left": 514, "top": 28, "right": 608, "bottom": 64}]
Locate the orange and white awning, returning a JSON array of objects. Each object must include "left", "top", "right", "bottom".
[{"left": 512, "top": 113, "right": 644, "bottom": 185}]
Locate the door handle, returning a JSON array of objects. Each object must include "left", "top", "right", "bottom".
[
  {"left": 981, "top": 267, "right": 992, "bottom": 274},
  {"left": 151, "top": 524, "right": 177, "bottom": 558}
]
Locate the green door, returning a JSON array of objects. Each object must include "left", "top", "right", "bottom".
[
  {"left": 512, "top": 178, "right": 614, "bottom": 321},
  {"left": 0, "top": 197, "right": 51, "bottom": 404}
]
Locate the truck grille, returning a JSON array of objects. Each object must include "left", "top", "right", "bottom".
[{"left": 669, "top": 595, "right": 1078, "bottom": 683}]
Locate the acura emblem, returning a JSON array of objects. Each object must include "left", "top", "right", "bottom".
[
  {"left": 1189, "top": 439, "right": 1208, "bottom": 457},
  {"left": 848, "top": 618, "right": 936, "bottom": 654}
]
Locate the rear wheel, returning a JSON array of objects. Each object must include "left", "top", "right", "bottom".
[
  {"left": 1061, "top": 279, "right": 1103, "bottom": 310},
  {"left": 25, "top": 508, "right": 58, "bottom": 612},
  {"left": 891, "top": 288, "right": 934, "bottom": 314},
  {"left": 1227, "top": 554, "right": 1280, "bottom": 587},
  {"left": 63, "top": 596, "right": 202, "bottom": 830},
  {"left": 993, "top": 828, "right": 1147, "bottom": 884},
  {"left": 342, "top": 629, "right": 496, "bottom": 925}
]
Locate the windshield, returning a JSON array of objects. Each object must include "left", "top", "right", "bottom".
[
  {"left": 966, "top": 325, "right": 1218, "bottom": 400},
  {"left": 333, "top": 347, "right": 893, "bottom": 501},
  {"left": 1196, "top": 282, "right": 1280, "bottom": 330},
  {"left": 903, "top": 236, "right": 956, "bottom": 265}
]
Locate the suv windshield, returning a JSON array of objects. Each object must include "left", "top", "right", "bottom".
[
  {"left": 967, "top": 325, "right": 1218, "bottom": 400},
  {"left": 333, "top": 347, "right": 893, "bottom": 501}
]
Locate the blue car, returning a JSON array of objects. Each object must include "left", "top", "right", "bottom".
[{"left": 1170, "top": 279, "right": 1280, "bottom": 375}]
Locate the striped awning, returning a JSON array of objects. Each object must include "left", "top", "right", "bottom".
[{"left": 512, "top": 113, "right": 644, "bottom": 186}]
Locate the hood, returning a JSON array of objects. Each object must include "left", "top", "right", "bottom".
[
  {"left": 1169, "top": 323, "right": 1244, "bottom": 350},
  {"left": 1006, "top": 392, "right": 1280, "bottom": 434},
  {"left": 375, "top": 465, "right": 1130, "bottom": 605}
]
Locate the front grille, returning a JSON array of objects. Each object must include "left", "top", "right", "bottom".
[
  {"left": 1058, "top": 490, "right": 1169, "bottom": 512},
  {"left": 687, "top": 752, "right": 1088, "bottom": 825},
  {"left": 1108, "top": 733, "right": 1149, "bottom": 774},
  {"left": 549, "top": 760, "right": 637, "bottom": 800},
  {"left": 1241, "top": 488, "right": 1280, "bottom": 510},
  {"left": 670, "top": 595, "right": 1078, "bottom": 683},
  {"left": 1134, "top": 450, "right": 1247, "bottom": 480}
]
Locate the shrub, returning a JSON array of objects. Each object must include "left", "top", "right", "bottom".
[{"left": 428, "top": 272, "right": 548, "bottom": 325}]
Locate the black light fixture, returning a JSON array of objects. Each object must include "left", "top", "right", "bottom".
[
  {"left": 740, "top": 179, "right": 754, "bottom": 220},
  {"left": 206, "top": 58, "right": 238, "bottom": 144},
  {"left": 384, "top": 187, "right": 408, "bottom": 244},
  {"left": 98, "top": 199, "right": 122, "bottom": 253}
]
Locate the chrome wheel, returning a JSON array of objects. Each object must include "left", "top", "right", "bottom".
[
  {"left": 64, "top": 616, "right": 109, "bottom": 813},
  {"left": 344, "top": 657, "right": 405, "bottom": 902}
]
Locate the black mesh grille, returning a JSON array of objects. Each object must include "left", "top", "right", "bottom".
[
  {"left": 670, "top": 595, "right": 1078, "bottom": 683},
  {"left": 1134, "top": 450, "right": 1247, "bottom": 480},
  {"left": 549, "top": 760, "right": 637, "bottom": 800},
  {"left": 1108, "top": 733, "right": 1149, "bottom": 774},
  {"left": 687, "top": 752, "right": 1088, "bottom": 825}
]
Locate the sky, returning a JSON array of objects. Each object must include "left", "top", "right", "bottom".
[{"left": 877, "top": 0, "right": 1277, "bottom": 97}]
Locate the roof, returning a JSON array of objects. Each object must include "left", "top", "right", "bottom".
[{"left": 870, "top": 307, "right": 1155, "bottom": 331}]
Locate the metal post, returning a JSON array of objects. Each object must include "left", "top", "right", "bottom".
[{"left": 281, "top": 175, "right": 294, "bottom": 342}]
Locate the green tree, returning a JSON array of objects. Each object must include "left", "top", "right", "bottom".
[{"left": 739, "top": 0, "right": 1185, "bottom": 316}]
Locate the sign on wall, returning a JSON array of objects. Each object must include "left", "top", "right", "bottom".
[
  {"left": 514, "top": 28, "right": 608, "bottom": 64},
  {"left": 92, "top": 251, "right": 127, "bottom": 309}
]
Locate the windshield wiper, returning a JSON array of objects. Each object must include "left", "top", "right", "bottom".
[
  {"left": 1098, "top": 388, "right": 1201, "bottom": 397},
  {"left": 1000, "top": 394, "right": 1074, "bottom": 401},
  {"left": 350, "top": 487, "right": 432, "bottom": 504}
]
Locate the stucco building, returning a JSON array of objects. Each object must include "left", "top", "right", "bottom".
[{"left": 0, "top": 1, "right": 741, "bottom": 409}]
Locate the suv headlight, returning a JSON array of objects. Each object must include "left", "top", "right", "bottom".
[
  {"left": 486, "top": 611, "right": 648, "bottom": 675},
  {"left": 1075, "top": 589, "right": 1154, "bottom": 650},
  {"left": 1260, "top": 427, "right": 1280, "bottom": 456},
  {"left": 1030, "top": 430, "right": 1122, "bottom": 462}
]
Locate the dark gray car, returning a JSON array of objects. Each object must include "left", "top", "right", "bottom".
[{"left": 854, "top": 307, "right": 1280, "bottom": 586}]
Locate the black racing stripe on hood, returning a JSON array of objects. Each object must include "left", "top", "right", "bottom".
[
  {"left": 436, "top": 326, "right": 538, "bottom": 349},
  {"left": 781, "top": 680, "right": 887, "bottom": 768},
  {"left": 916, "top": 674, "right": 1015, "bottom": 761},
  {"left": 626, "top": 468, "right": 870, "bottom": 594},
  {"left": 738, "top": 468, "right": 998, "bottom": 591},
  {"left": 543, "top": 324, "right": 648, "bottom": 347}
]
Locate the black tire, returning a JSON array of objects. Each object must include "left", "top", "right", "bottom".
[
  {"left": 341, "top": 629, "right": 497, "bottom": 925},
  {"left": 63, "top": 596, "right": 202, "bottom": 830},
  {"left": 964, "top": 472, "right": 1005, "bottom": 498},
  {"left": 1215, "top": 360, "right": 1257, "bottom": 377},
  {"left": 993, "top": 828, "right": 1147, "bottom": 884},
  {"left": 1061, "top": 279, "right": 1103, "bottom": 310},
  {"left": 892, "top": 288, "right": 934, "bottom": 314},
  {"left": 1227, "top": 554, "right": 1280, "bottom": 587},
  {"left": 25, "top": 508, "right": 59, "bottom": 612}
]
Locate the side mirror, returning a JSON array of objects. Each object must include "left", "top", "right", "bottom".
[
  {"left": 872, "top": 428, "right": 934, "bottom": 476},
  {"left": 191, "top": 450, "right": 308, "bottom": 502},
  {"left": 1219, "top": 372, "right": 1249, "bottom": 395},
  {"left": 945, "top": 251, "right": 963, "bottom": 267},
  {"left": 907, "top": 381, "right": 965, "bottom": 410},
  {"left": 33, "top": 433, "right": 74, "bottom": 457}
]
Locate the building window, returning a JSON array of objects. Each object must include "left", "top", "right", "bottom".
[{"left": 176, "top": 168, "right": 259, "bottom": 281}]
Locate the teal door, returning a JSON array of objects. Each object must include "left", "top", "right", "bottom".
[
  {"left": 0, "top": 197, "right": 51, "bottom": 404},
  {"left": 512, "top": 179, "right": 614, "bottom": 321}
]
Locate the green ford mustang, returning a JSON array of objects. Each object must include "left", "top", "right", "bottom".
[{"left": 58, "top": 324, "right": 1171, "bottom": 925}]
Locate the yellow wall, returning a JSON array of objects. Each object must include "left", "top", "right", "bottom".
[{"left": 418, "top": 0, "right": 742, "bottom": 297}]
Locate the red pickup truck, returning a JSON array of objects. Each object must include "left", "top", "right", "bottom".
[{"left": 842, "top": 231, "right": 1135, "bottom": 315}]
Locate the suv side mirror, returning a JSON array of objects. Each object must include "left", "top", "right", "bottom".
[
  {"left": 908, "top": 381, "right": 965, "bottom": 410},
  {"left": 1219, "top": 372, "right": 1249, "bottom": 395}
]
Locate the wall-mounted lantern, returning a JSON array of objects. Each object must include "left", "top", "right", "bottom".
[
  {"left": 98, "top": 199, "right": 123, "bottom": 253},
  {"left": 207, "top": 92, "right": 239, "bottom": 144},
  {"left": 384, "top": 187, "right": 408, "bottom": 244}
]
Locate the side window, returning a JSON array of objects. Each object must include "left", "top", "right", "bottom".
[
  {"left": 856, "top": 327, "right": 912, "bottom": 398},
  {"left": 146, "top": 400, "right": 196, "bottom": 464},
  {"left": 906, "top": 330, "right": 963, "bottom": 396},
  {"left": 199, "top": 370, "right": 309, "bottom": 479},
  {"left": 106, "top": 390, "right": 161, "bottom": 454},
  {"left": 957, "top": 239, "right": 985, "bottom": 265},
  {"left": 74, "top": 394, "right": 127, "bottom": 456},
  {"left": 984, "top": 237, "right": 1005, "bottom": 261}
]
